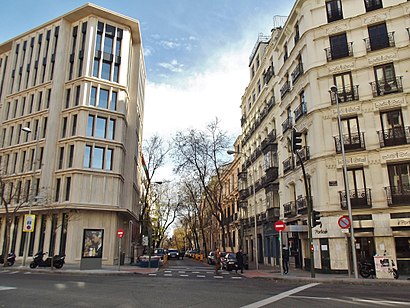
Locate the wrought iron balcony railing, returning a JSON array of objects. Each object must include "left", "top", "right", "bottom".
[
  {"left": 291, "top": 63, "right": 304, "bottom": 84},
  {"left": 327, "top": 7, "right": 343, "bottom": 23},
  {"left": 283, "top": 201, "right": 296, "bottom": 217},
  {"left": 280, "top": 81, "right": 290, "bottom": 99},
  {"left": 339, "top": 188, "right": 372, "bottom": 209},
  {"left": 330, "top": 85, "right": 359, "bottom": 104},
  {"left": 370, "top": 76, "right": 403, "bottom": 97},
  {"left": 364, "top": 32, "right": 395, "bottom": 52},
  {"left": 378, "top": 126, "right": 410, "bottom": 147},
  {"left": 282, "top": 117, "right": 292, "bottom": 134},
  {"left": 334, "top": 132, "right": 365, "bottom": 153},
  {"left": 282, "top": 157, "right": 294, "bottom": 174},
  {"left": 385, "top": 185, "right": 410, "bottom": 206},
  {"left": 264, "top": 66, "right": 274, "bottom": 85},
  {"left": 295, "top": 146, "right": 310, "bottom": 166},
  {"left": 239, "top": 189, "right": 250, "bottom": 200},
  {"left": 294, "top": 102, "right": 307, "bottom": 122},
  {"left": 325, "top": 42, "right": 353, "bottom": 61},
  {"left": 296, "top": 196, "right": 311, "bottom": 214}
]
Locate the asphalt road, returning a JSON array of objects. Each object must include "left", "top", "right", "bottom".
[{"left": 1, "top": 258, "right": 410, "bottom": 307}]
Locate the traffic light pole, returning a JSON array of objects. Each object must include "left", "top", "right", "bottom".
[{"left": 295, "top": 150, "right": 315, "bottom": 278}]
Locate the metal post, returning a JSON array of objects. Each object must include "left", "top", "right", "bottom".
[
  {"left": 21, "top": 126, "right": 40, "bottom": 267},
  {"left": 331, "top": 86, "right": 358, "bottom": 279},
  {"left": 118, "top": 237, "right": 121, "bottom": 271},
  {"left": 279, "top": 231, "right": 283, "bottom": 275}
]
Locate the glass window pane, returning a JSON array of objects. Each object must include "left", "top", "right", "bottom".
[
  {"left": 92, "top": 147, "right": 104, "bottom": 169},
  {"left": 110, "top": 91, "right": 117, "bottom": 111},
  {"left": 99, "top": 89, "right": 109, "bottom": 108},
  {"left": 106, "top": 148, "right": 113, "bottom": 170},
  {"left": 101, "top": 61, "right": 111, "bottom": 80},
  {"left": 93, "top": 60, "right": 99, "bottom": 78},
  {"left": 113, "top": 64, "right": 119, "bottom": 83},
  {"left": 86, "top": 115, "right": 94, "bottom": 136},
  {"left": 95, "top": 117, "right": 106, "bottom": 138},
  {"left": 90, "top": 87, "right": 97, "bottom": 106},
  {"left": 84, "top": 145, "right": 91, "bottom": 168},
  {"left": 103, "top": 36, "right": 113, "bottom": 54},
  {"left": 108, "top": 119, "right": 115, "bottom": 140}
]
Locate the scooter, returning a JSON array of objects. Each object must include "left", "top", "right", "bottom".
[
  {"left": 0, "top": 252, "right": 16, "bottom": 266},
  {"left": 29, "top": 250, "right": 65, "bottom": 269},
  {"left": 359, "top": 259, "right": 399, "bottom": 279}
]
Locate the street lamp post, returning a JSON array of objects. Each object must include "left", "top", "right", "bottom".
[
  {"left": 21, "top": 126, "right": 41, "bottom": 267},
  {"left": 227, "top": 150, "right": 258, "bottom": 271},
  {"left": 330, "top": 85, "right": 359, "bottom": 279}
]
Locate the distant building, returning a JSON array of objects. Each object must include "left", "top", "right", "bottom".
[
  {"left": 236, "top": 0, "right": 410, "bottom": 274},
  {"left": 0, "top": 4, "right": 145, "bottom": 265}
]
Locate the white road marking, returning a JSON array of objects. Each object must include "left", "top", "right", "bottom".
[
  {"left": 148, "top": 273, "right": 157, "bottom": 276},
  {"left": 164, "top": 274, "right": 172, "bottom": 277},
  {"left": 214, "top": 276, "right": 223, "bottom": 279},
  {"left": 178, "top": 271, "right": 186, "bottom": 273},
  {"left": 292, "top": 295, "right": 410, "bottom": 306},
  {"left": 24, "top": 272, "right": 32, "bottom": 274},
  {"left": 196, "top": 275, "right": 206, "bottom": 278},
  {"left": 9, "top": 271, "right": 19, "bottom": 274},
  {"left": 55, "top": 283, "right": 66, "bottom": 290},
  {"left": 0, "top": 286, "right": 17, "bottom": 291},
  {"left": 164, "top": 270, "right": 171, "bottom": 273},
  {"left": 192, "top": 271, "right": 200, "bottom": 274},
  {"left": 241, "top": 283, "right": 320, "bottom": 308},
  {"left": 231, "top": 277, "right": 242, "bottom": 279},
  {"left": 179, "top": 274, "right": 189, "bottom": 277}
]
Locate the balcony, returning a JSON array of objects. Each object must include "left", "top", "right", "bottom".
[
  {"left": 241, "top": 115, "right": 246, "bottom": 127},
  {"left": 295, "top": 146, "right": 310, "bottom": 166},
  {"left": 296, "top": 196, "right": 310, "bottom": 214},
  {"left": 325, "top": 42, "right": 353, "bottom": 61},
  {"left": 370, "top": 77, "right": 403, "bottom": 97},
  {"left": 365, "top": 0, "right": 383, "bottom": 12},
  {"left": 378, "top": 126, "right": 410, "bottom": 147},
  {"left": 263, "top": 167, "right": 279, "bottom": 184},
  {"left": 294, "top": 102, "right": 307, "bottom": 122},
  {"left": 334, "top": 132, "right": 366, "bottom": 153},
  {"left": 330, "top": 85, "right": 359, "bottom": 104},
  {"left": 264, "top": 66, "right": 274, "bottom": 85},
  {"left": 283, "top": 201, "right": 296, "bottom": 218},
  {"left": 385, "top": 185, "right": 410, "bottom": 206},
  {"left": 282, "top": 117, "right": 292, "bottom": 134},
  {"left": 267, "top": 96, "right": 276, "bottom": 111},
  {"left": 291, "top": 63, "right": 304, "bottom": 84},
  {"left": 282, "top": 157, "right": 294, "bottom": 174},
  {"left": 280, "top": 81, "right": 290, "bottom": 99},
  {"left": 364, "top": 32, "right": 395, "bottom": 52},
  {"left": 339, "top": 188, "right": 372, "bottom": 209},
  {"left": 239, "top": 189, "right": 250, "bottom": 200},
  {"left": 266, "top": 207, "right": 280, "bottom": 221}
]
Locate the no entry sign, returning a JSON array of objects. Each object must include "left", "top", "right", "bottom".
[
  {"left": 338, "top": 216, "right": 351, "bottom": 229},
  {"left": 274, "top": 220, "right": 286, "bottom": 232},
  {"left": 117, "top": 228, "right": 125, "bottom": 238}
]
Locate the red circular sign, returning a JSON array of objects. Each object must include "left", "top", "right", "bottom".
[
  {"left": 117, "top": 228, "right": 125, "bottom": 238},
  {"left": 338, "top": 216, "right": 351, "bottom": 229},
  {"left": 274, "top": 220, "right": 286, "bottom": 232}
]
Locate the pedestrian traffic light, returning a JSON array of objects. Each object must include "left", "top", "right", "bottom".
[
  {"left": 292, "top": 128, "right": 303, "bottom": 153},
  {"left": 312, "top": 210, "right": 321, "bottom": 228}
]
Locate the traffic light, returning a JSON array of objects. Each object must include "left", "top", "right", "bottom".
[
  {"left": 292, "top": 128, "right": 303, "bottom": 153},
  {"left": 312, "top": 210, "right": 321, "bottom": 228}
]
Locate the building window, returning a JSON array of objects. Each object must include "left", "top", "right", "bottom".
[
  {"left": 110, "top": 91, "right": 117, "bottom": 111},
  {"left": 95, "top": 116, "right": 107, "bottom": 138},
  {"left": 65, "top": 177, "right": 71, "bottom": 201},
  {"left": 366, "top": 23, "right": 393, "bottom": 51},
  {"left": 71, "top": 114, "right": 77, "bottom": 136},
  {"left": 99, "top": 89, "right": 109, "bottom": 108},
  {"left": 387, "top": 162, "right": 410, "bottom": 205},
  {"left": 90, "top": 87, "right": 97, "bottom": 106},
  {"left": 283, "top": 44, "right": 288, "bottom": 62},
  {"left": 326, "top": 0, "right": 343, "bottom": 23},
  {"left": 68, "top": 145, "right": 74, "bottom": 168},
  {"left": 378, "top": 109, "right": 408, "bottom": 147},
  {"left": 58, "top": 147, "right": 64, "bottom": 169},
  {"left": 333, "top": 71, "right": 359, "bottom": 103},
  {"left": 55, "top": 178, "right": 61, "bottom": 202},
  {"left": 75, "top": 85, "right": 80, "bottom": 106},
  {"left": 83, "top": 145, "right": 113, "bottom": 171},
  {"left": 62, "top": 117, "right": 67, "bottom": 138},
  {"left": 328, "top": 33, "right": 351, "bottom": 60},
  {"left": 334, "top": 117, "right": 365, "bottom": 152},
  {"left": 84, "top": 145, "right": 91, "bottom": 168},
  {"left": 92, "top": 146, "right": 104, "bottom": 169},
  {"left": 372, "top": 62, "right": 402, "bottom": 96},
  {"left": 364, "top": 0, "right": 382, "bottom": 12},
  {"left": 294, "top": 23, "right": 300, "bottom": 45}
]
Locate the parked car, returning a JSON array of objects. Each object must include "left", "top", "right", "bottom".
[
  {"left": 221, "top": 252, "right": 237, "bottom": 271},
  {"left": 207, "top": 251, "right": 215, "bottom": 265},
  {"left": 153, "top": 248, "right": 167, "bottom": 261},
  {"left": 167, "top": 249, "right": 180, "bottom": 260}
]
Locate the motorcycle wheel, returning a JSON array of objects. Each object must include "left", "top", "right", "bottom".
[
  {"left": 359, "top": 267, "right": 371, "bottom": 278},
  {"left": 7, "top": 260, "right": 14, "bottom": 266},
  {"left": 29, "top": 262, "right": 37, "bottom": 269},
  {"left": 393, "top": 269, "right": 399, "bottom": 279},
  {"left": 54, "top": 262, "right": 64, "bottom": 269}
]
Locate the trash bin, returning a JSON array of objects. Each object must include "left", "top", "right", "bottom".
[{"left": 120, "top": 252, "right": 125, "bottom": 265}]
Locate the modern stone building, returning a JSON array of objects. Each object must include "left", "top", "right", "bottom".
[
  {"left": 0, "top": 4, "right": 145, "bottom": 265},
  {"left": 236, "top": 0, "right": 410, "bottom": 274}
]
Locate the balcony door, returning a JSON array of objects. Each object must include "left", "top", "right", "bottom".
[
  {"left": 374, "top": 63, "right": 397, "bottom": 94},
  {"left": 380, "top": 109, "right": 405, "bottom": 145},
  {"left": 340, "top": 117, "right": 362, "bottom": 151},
  {"left": 330, "top": 33, "right": 348, "bottom": 59},
  {"left": 388, "top": 163, "right": 410, "bottom": 203},
  {"left": 334, "top": 72, "right": 353, "bottom": 102},
  {"left": 368, "top": 23, "right": 388, "bottom": 50},
  {"left": 346, "top": 168, "right": 368, "bottom": 207}
]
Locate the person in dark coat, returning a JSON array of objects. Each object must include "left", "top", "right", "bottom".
[
  {"left": 236, "top": 248, "right": 244, "bottom": 273},
  {"left": 282, "top": 245, "right": 289, "bottom": 274}
]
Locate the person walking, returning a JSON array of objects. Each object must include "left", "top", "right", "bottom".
[
  {"left": 236, "top": 248, "right": 244, "bottom": 274},
  {"left": 214, "top": 249, "right": 221, "bottom": 275},
  {"left": 282, "top": 245, "right": 289, "bottom": 274}
]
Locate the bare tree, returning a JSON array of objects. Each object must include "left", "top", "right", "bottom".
[
  {"left": 139, "top": 134, "right": 169, "bottom": 246},
  {"left": 172, "top": 118, "right": 233, "bottom": 251}
]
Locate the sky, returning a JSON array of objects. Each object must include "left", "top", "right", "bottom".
[{"left": 0, "top": 0, "right": 294, "bottom": 179}]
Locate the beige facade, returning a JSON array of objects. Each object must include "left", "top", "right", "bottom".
[
  {"left": 0, "top": 4, "right": 145, "bottom": 265},
  {"left": 237, "top": 0, "right": 410, "bottom": 273}
]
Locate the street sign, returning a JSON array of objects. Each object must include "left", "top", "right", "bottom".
[
  {"left": 23, "top": 214, "right": 36, "bottom": 232},
  {"left": 117, "top": 228, "right": 125, "bottom": 238},
  {"left": 274, "top": 220, "right": 286, "bottom": 232},
  {"left": 338, "top": 216, "right": 351, "bottom": 229}
]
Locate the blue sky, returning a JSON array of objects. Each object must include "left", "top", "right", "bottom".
[{"left": 0, "top": 1, "right": 294, "bottom": 144}]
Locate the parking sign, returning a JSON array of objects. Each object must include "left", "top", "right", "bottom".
[{"left": 23, "top": 214, "right": 36, "bottom": 232}]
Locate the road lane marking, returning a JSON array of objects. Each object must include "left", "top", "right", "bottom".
[
  {"left": 192, "top": 271, "right": 200, "bottom": 274},
  {"left": 231, "top": 277, "right": 242, "bottom": 279},
  {"left": 241, "top": 283, "right": 320, "bottom": 308},
  {"left": 148, "top": 273, "right": 157, "bottom": 276},
  {"left": 196, "top": 275, "right": 206, "bottom": 278},
  {"left": 0, "top": 286, "right": 17, "bottom": 291},
  {"left": 179, "top": 274, "right": 189, "bottom": 277},
  {"left": 164, "top": 274, "right": 172, "bottom": 277},
  {"left": 214, "top": 276, "right": 223, "bottom": 279},
  {"left": 292, "top": 295, "right": 410, "bottom": 306}
]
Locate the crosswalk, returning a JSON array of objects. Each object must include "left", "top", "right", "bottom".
[{"left": 149, "top": 266, "right": 244, "bottom": 280}]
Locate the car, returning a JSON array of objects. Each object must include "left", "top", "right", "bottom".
[
  {"left": 207, "top": 251, "right": 215, "bottom": 265},
  {"left": 153, "top": 248, "right": 166, "bottom": 261},
  {"left": 167, "top": 249, "right": 180, "bottom": 259},
  {"left": 221, "top": 252, "right": 237, "bottom": 271}
]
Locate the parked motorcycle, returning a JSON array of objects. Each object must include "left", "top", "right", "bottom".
[
  {"left": 29, "top": 250, "right": 65, "bottom": 269},
  {"left": 0, "top": 252, "right": 16, "bottom": 266},
  {"left": 359, "top": 258, "right": 399, "bottom": 279}
]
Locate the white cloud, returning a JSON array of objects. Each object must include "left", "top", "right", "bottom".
[
  {"left": 160, "top": 40, "right": 180, "bottom": 49},
  {"left": 157, "top": 59, "right": 184, "bottom": 73}
]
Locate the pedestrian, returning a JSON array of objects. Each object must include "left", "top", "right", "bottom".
[
  {"left": 282, "top": 245, "right": 289, "bottom": 274},
  {"left": 214, "top": 249, "right": 221, "bottom": 275},
  {"left": 236, "top": 248, "right": 244, "bottom": 274}
]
